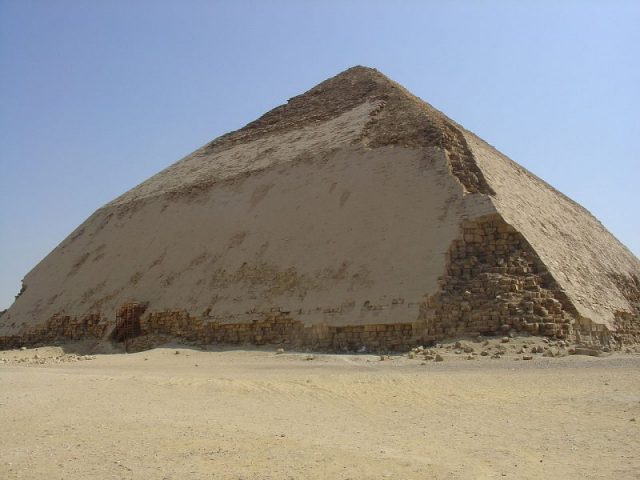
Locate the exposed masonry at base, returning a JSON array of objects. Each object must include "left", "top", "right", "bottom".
[
  {"left": 611, "top": 274, "right": 640, "bottom": 344},
  {"left": 0, "top": 313, "right": 108, "bottom": 349},
  {"left": 129, "top": 313, "right": 415, "bottom": 352},
  {"left": 0, "top": 311, "right": 416, "bottom": 352},
  {"left": 421, "top": 215, "right": 584, "bottom": 341},
  {"left": 2, "top": 215, "right": 637, "bottom": 352}
]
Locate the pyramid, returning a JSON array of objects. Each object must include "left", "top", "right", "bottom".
[{"left": 1, "top": 66, "right": 639, "bottom": 350}]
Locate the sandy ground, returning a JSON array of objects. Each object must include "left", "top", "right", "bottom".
[{"left": 1, "top": 341, "right": 639, "bottom": 480}]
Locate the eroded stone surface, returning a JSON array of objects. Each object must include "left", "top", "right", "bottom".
[
  {"left": 419, "top": 214, "right": 580, "bottom": 342},
  {"left": 466, "top": 132, "right": 640, "bottom": 330}
]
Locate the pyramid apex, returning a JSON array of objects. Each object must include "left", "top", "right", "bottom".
[
  {"left": 307, "top": 65, "right": 395, "bottom": 93},
  {"left": 201, "top": 65, "right": 417, "bottom": 154},
  {"left": 331, "top": 65, "right": 389, "bottom": 79}
]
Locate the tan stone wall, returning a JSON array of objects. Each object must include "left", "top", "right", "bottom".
[
  {"left": 133, "top": 311, "right": 415, "bottom": 352},
  {"left": 0, "top": 313, "right": 108, "bottom": 349},
  {"left": 0, "top": 309, "right": 416, "bottom": 352}
]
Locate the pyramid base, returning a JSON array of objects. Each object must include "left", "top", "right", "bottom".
[{"left": 0, "top": 306, "right": 636, "bottom": 353}]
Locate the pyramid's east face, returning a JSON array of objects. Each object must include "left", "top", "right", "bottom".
[{"left": 1, "top": 143, "right": 496, "bottom": 334}]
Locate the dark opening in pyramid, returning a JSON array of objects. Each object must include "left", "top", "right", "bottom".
[{"left": 2, "top": 66, "right": 639, "bottom": 350}]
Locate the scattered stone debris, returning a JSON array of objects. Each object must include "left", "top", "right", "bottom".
[
  {"left": 0, "top": 348, "right": 97, "bottom": 366},
  {"left": 400, "top": 335, "right": 637, "bottom": 364}
]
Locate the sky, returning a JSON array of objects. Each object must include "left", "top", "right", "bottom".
[{"left": 0, "top": 0, "right": 638, "bottom": 310}]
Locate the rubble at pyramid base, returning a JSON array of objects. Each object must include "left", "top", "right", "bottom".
[{"left": 0, "top": 309, "right": 636, "bottom": 354}]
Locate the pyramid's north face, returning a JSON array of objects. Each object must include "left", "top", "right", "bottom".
[{"left": 1, "top": 66, "right": 639, "bottom": 350}]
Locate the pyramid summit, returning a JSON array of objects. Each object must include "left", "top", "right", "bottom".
[
  {"left": 2, "top": 66, "right": 639, "bottom": 350},
  {"left": 110, "top": 65, "right": 494, "bottom": 206}
]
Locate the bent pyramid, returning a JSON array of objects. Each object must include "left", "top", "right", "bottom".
[{"left": 2, "top": 66, "right": 639, "bottom": 350}]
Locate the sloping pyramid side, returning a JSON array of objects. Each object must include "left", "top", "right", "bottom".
[{"left": 466, "top": 133, "right": 640, "bottom": 333}]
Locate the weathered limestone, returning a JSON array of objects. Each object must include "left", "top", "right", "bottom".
[
  {"left": 420, "top": 215, "right": 580, "bottom": 342},
  {"left": 1, "top": 66, "right": 638, "bottom": 351},
  {"left": 0, "top": 313, "right": 108, "bottom": 349},
  {"left": 0, "top": 310, "right": 416, "bottom": 352},
  {"left": 610, "top": 274, "right": 640, "bottom": 344}
]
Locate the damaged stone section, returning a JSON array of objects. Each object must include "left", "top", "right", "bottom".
[
  {"left": 110, "top": 302, "right": 148, "bottom": 343},
  {"left": 126, "top": 311, "right": 415, "bottom": 352},
  {"left": 419, "top": 214, "right": 587, "bottom": 342},
  {"left": 360, "top": 97, "right": 494, "bottom": 195},
  {"left": 15, "top": 282, "right": 26, "bottom": 301},
  {"left": 442, "top": 125, "right": 495, "bottom": 196},
  {"left": 0, "top": 309, "right": 416, "bottom": 352},
  {"left": 0, "top": 313, "right": 109, "bottom": 349},
  {"left": 610, "top": 273, "right": 640, "bottom": 344},
  {"left": 202, "top": 66, "right": 391, "bottom": 154},
  {"left": 199, "top": 66, "right": 494, "bottom": 196}
]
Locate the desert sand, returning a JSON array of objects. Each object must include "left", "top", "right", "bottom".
[{"left": 1, "top": 340, "right": 639, "bottom": 479}]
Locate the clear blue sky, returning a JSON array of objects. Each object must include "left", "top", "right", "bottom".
[{"left": 1, "top": 1, "right": 638, "bottom": 310}]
